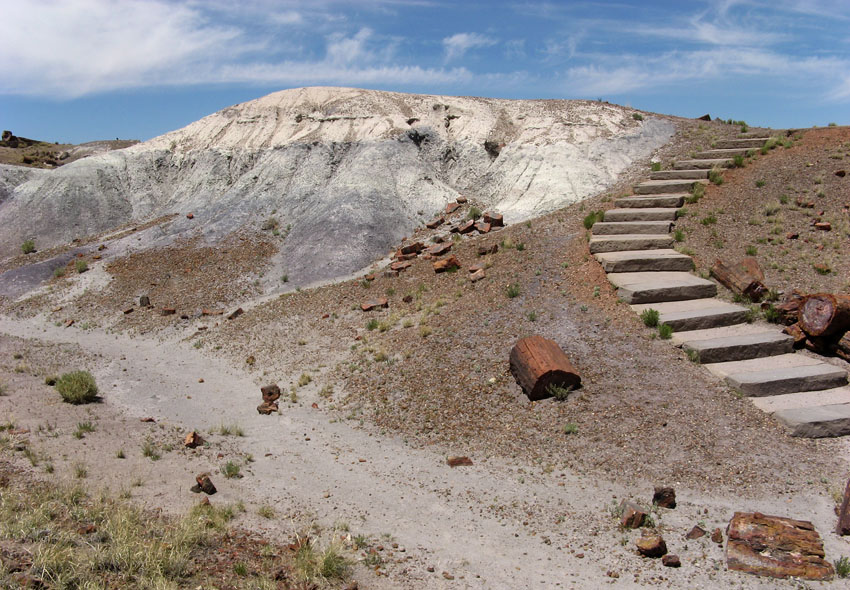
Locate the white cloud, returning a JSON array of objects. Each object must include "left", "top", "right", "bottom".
[
  {"left": 270, "top": 11, "right": 304, "bottom": 25},
  {"left": 442, "top": 33, "right": 497, "bottom": 62}
]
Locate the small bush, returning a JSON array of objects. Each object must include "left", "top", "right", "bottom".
[
  {"left": 467, "top": 206, "right": 482, "bottom": 220},
  {"left": 53, "top": 267, "right": 66, "bottom": 279},
  {"left": 755, "top": 179, "right": 766, "bottom": 188},
  {"left": 366, "top": 318, "right": 379, "bottom": 331},
  {"left": 142, "top": 439, "right": 161, "bottom": 461},
  {"left": 650, "top": 162, "right": 661, "bottom": 172},
  {"left": 658, "top": 324, "right": 673, "bottom": 339},
  {"left": 708, "top": 168, "right": 723, "bottom": 185},
  {"left": 547, "top": 383, "right": 574, "bottom": 401},
  {"left": 298, "top": 373, "right": 312, "bottom": 387},
  {"left": 632, "top": 113, "right": 644, "bottom": 121},
  {"left": 814, "top": 263, "right": 832, "bottom": 275},
  {"left": 835, "top": 555, "right": 850, "bottom": 578},
  {"left": 701, "top": 214, "right": 717, "bottom": 226},
  {"left": 221, "top": 460, "right": 241, "bottom": 479},
  {"left": 515, "top": 242, "right": 525, "bottom": 251},
  {"left": 673, "top": 228, "right": 685, "bottom": 242},
  {"left": 215, "top": 423, "right": 245, "bottom": 436},
  {"left": 75, "top": 259, "right": 88, "bottom": 274},
  {"left": 55, "top": 370, "right": 98, "bottom": 404},
  {"left": 640, "top": 308, "right": 660, "bottom": 327},
  {"left": 732, "top": 154, "right": 745, "bottom": 168},
  {"left": 563, "top": 423, "right": 579, "bottom": 435},
  {"left": 21, "top": 239, "right": 35, "bottom": 254},
  {"left": 745, "top": 245, "right": 758, "bottom": 256},
  {"left": 506, "top": 283, "right": 521, "bottom": 298},
  {"left": 582, "top": 210, "right": 604, "bottom": 230}
]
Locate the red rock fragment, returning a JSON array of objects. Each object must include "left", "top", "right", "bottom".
[
  {"left": 202, "top": 309, "right": 224, "bottom": 316},
  {"left": 400, "top": 242, "right": 424, "bottom": 255},
  {"left": 184, "top": 431, "right": 204, "bottom": 448},
  {"left": 636, "top": 534, "right": 667, "bottom": 558},
  {"left": 257, "top": 401, "right": 279, "bottom": 415},
  {"left": 474, "top": 222, "right": 491, "bottom": 233},
  {"left": 261, "top": 384, "right": 281, "bottom": 402},
  {"left": 161, "top": 307, "right": 176, "bottom": 316},
  {"left": 686, "top": 525, "right": 706, "bottom": 540},
  {"left": 186, "top": 213, "right": 194, "bottom": 219},
  {"left": 458, "top": 220, "right": 475, "bottom": 234},
  {"left": 786, "top": 232, "right": 799, "bottom": 240},
  {"left": 433, "top": 255, "right": 460, "bottom": 273},
  {"left": 426, "top": 243, "right": 452, "bottom": 256},
  {"left": 426, "top": 217, "right": 445, "bottom": 229},
  {"left": 726, "top": 512, "right": 834, "bottom": 580},
  {"left": 483, "top": 212, "right": 504, "bottom": 226},
  {"left": 361, "top": 298, "right": 389, "bottom": 311},
  {"left": 445, "top": 202, "right": 461, "bottom": 215},
  {"left": 227, "top": 307, "right": 243, "bottom": 320},
  {"left": 620, "top": 501, "right": 647, "bottom": 529},
  {"left": 470, "top": 269, "right": 486, "bottom": 282},
  {"left": 390, "top": 261, "right": 411, "bottom": 272},
  {"left": 478, "top": 243, "right": 498, "bottom": 256},
  {"left": 653, "top": 486, "right": 676, "bottom": 509},
  {"left": 711, "top": 527, "right": 723, "bottom": 544},
  {"left": 447, "top": 456, "right": 473, "bottom": 467},
  {"left": 814, "top": 222, "right": 831, "bottom": 231},
  {"left": 662, "top": 554, "right": 681, "bottom": 568},
  {"left": 394, "top": 251, "right": 417, "bottom": 261},
  {"left": 123, "top": 307, "right": 134, "bottom": 314},
  {"left": 64, "top": 319, "right": 75, "bottom": 328},
  {"left": 456, "top": 196, "right": 468, "bottom": 204},
  {"left": 193, "top": 473, "right": 217, "bottom": 495},
  {"left": 140, "top": 417, "right": 156, "bottom": 423},
  {"left": 836, "top": 170, "right": 846, "bottom": 177},
  {"left": 836, "top": 478, "right": 850, "bottom": 535}
]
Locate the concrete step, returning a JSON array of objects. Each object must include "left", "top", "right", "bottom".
[
  {"left": 607, "top": 271, "right": 717, "bottom": 304},
  {"left": 671, "top": 323, "right": 780, "bottom": 346},
  {"left": 589, "top": 234, "right": 674, "bottom": 254},
  {"left": 739, "top": 133, "right": 771, "bottom": 139},
  {"left": 724, "top": 363, "right": 848, "bottom": 397},
  {"left": 649, "top": 169, "right": 709, "bottom": 180},
  {"left": 594, "top": 249, "right": 694, "bottom": 273},
  {"left": 634, "top": 179, "right": 708, "bottom": 194},
  {"left": 774, "top": 403, "right": 850, "bottom": 438},
  {"left": 674, "top": 159, "right": 733, "bottom": 170},
  {"left": 614, "top": 195, "right": 686, "bottom": 208},
  {"left": 630, "top": 299, "right": 749, "bottom": 331},
  {"left": 680, "top": 331, "right": 794, "bottom": 364},
  {"left": 751, "top": 386, "right": 850, "bottom": 414},
  {"left": 694, "top": 148, "right": 752, "bottom": 159},
  {"left": 704, "top": 353, "right": 823, "bottom": 379},
  {"left": 603, "top": 208, "right": 678, "bottom": 222},
  {"left": 591, "top": 221, "right": 673, "bottom": 235},
  {"left": 714, "top": 138, "right": 768, "bottom": 149}
]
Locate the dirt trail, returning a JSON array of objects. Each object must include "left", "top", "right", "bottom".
[{"left": 2, "top": 314, "right": 846, "bottom": 589}]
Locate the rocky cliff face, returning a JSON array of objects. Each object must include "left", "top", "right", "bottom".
[{"left": 0, "top": 87, "right": 674, "bottom": 285}]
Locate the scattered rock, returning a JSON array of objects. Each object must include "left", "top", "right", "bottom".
[
  {"left": 64, "top": 319, "right": 74, "bottom": 328},
  {"left": 478, "top": 243, "right": 498, "bottom": 256},
  {"left": 447, "top": 456, "right": 473, "bottom": 467},
  {"left": 652, "top": 486, "right": 676, "bottom": 509},
  {"left": 636, "top": 533, "right": 667, "bottom": 558},
  {"left": 433, "top": 255, "right": 460, "bottom": 273},
  {"left": 184, "top": 431, "right": 204, "bottom": 448},
  {"left": 442, "top": 571, "right": 454, "bottom": 580},
  {"left": 123, "top": 307, "right": 134, "bottom": 314},
  {"left": 400, "top": 241, "right": 424, "bottom": 255},
  {"left": 193, "top": 473, "right": 217, "bottom": 495},
  {"left": 261, "top": 384, "right": 281, "bottom": 402},
  {"left": 390, "top": 260, "right": 412, "bottom": 272},
  {"left": 662, "top": 554, "right": 681, "bottom": 568},
  {"left": 474, "top": 221, "right": 491, "bottom": 234},
  {"left": 140, "top": 295, "right": 151, "bottom": 308},
  {"left": 458, "top": 220, "right": 476, "bottom": 234},
  {"left": 814, "top": 221, "right": 831, "bottom": 231},
  {"left": 425, "top": 217, "right": 445, "bottom": 229},
  {"left": 456, "top": 196, "right": 468, "bottom": 204},
  {"left": 619, "top": 501, "right": 647, "bottom": 529},
  {"left": 140, "top": 417, "right": 156, "bottom": 423},
  {"left": 685, "top": 525, "right": 706, "bottom": 540},
  {"left": 161, "top": 307, "right": 176, "bottom": 316},
  {"left": 361, "top": 298, "right": 389, "bottom": 311},
  {"left": 836, "top": 170, "right": 846, "bottom": 177},
  {"left": 483, "top": 212, "right": 504, "bottom": 226},
  {"left": 202, "top": 309, "right": 224, "bottom": 316},
  {"left": 186, "top": 212, "right": 194, "bottom": 219},
  {"left": 726, "top": 511, "right": 834, "bottom": 580},
  {"left": 227, "top": 307, "right": 244, "bottom": 320},
  {"left": 470, "top": 269, "right": 486, "bottom": 283},
  {"left": 445, "top": 202, "right": 461, "bottom": 215},
  {"left": 836, "top": 478, "right": 850, "bottom": 535},
  {"left": 197, "top": 378, "right": 204, "bottom": 383},
  {"left": 402, "top": 295, "right": 413, "bottom": 303},
  {"left": 711, "top": 527, "right": 723, "bottom": 544},
  {"left": 246, "top": 355, "right": 256, "bottom": 366},
  {"left": 786, "top": 232, "right": 799, "bottom": 240},
  {"left": 257, "top": 401, "right": 279, "bottom": 415},
  {"left": 698, "top": 113, "right": 712, "bottom": 121},
  {"left": 426, "top": 243, "right": 452, "bottom": 256}
]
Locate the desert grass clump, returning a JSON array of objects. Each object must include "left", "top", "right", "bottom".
[
  {"left": 294, "top": 538, "right": 350, "bottom": 582},
  {"left": 582, "top": 210, "right": 604, "bottom": 230},
  {"left": 708, "top": 167, "right": 723, "bottom": 185},
  {"left": 215, "top": 423, "right": 245, "bottom": 437},
  {"left": 75, "top": 259, "right": 88, "bottom": 274},
  {"left": 467, "top": 206, "right": 482, "bottom": 220},
  {"left": 658, "top": 323, "right": 674, "bottom": 340},
  {"left": 651, "top": 161, "right": 661, "bottom": 172},
  {"left": 55, "top": 370, "right": 98, "bottom": 404},
  {"left": 506, "top": 283, "right": 521, "bottom": 298},
  {"left": 21, "top": 240, "right": 35, "bottom": 254},
  {"left": 220, "top": 460, "right": 242, "bottom": 479},
  {"left": 640, "top": 308, "right": 660, "bottom": 327},
  {"left": 835, "top": 556, "right": 850, "bottom": 578}
]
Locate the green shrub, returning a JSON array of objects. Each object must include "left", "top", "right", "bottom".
[
  {"left": 658, "top": 324, "right": 673, "bottom": 340},
  {"left": 755, "top": 179, "right": 766, "bottom": 188},
  {"left": 75, "top": 259, "right": 88, "bottom": 273},
  {"left": 467, "top": 206, "right": 482, "bottom": 220},
  {"left": 582, "top": 210, "right": 604, "bottom": 229},
  {"left": 53, "top": 267, "right": 66, "bottom": 279},
  {"left": 650, "top": 162, "right": 661, "bottom": 172},
  {"left": 506, "top": 283, "right": 521, "bottom": 298},
  {"left": 673, "top": 228, "right": 685, "bottom": 242},
  {"left": 708, "top": 168, "right": 723, "bottom": 185},
  {"left": 745, "top": 245, "right": 758, "bottom": 256},
  {"left": 835, "top": 555, "right": 850, "bottom": 578},
  {"left": 21, "top": 239, "right": 35, "bottom": 254},
  {"left": 632, "top": 113, "right": 644, "bottom": 121},
  {"left": 55, "top": 370, "right": 98, "bottom": 404},
  {"left": 563, "top": 423, "right": 579, "bottom": 434},
  {"left": 640, "top": 308, "right": 660, "bottom": 327},
  {"left": 732, "top": 154, "right": 745, "bottom": 168},
  {"left": 366, "top": 318, "right": 379, "bottom": 331}
]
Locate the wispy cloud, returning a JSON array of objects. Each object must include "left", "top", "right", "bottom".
[{"left": 442, "top": 33, "right": 498, "bottom": 62}]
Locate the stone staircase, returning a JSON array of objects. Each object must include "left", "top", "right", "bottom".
[{"left": 590, "top": 136, "right": 850, "bottom": 438}]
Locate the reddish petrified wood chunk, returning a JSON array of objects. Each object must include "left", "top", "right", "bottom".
[
  {"left": 483, "top": 212, "right": 504, "bottom": 226},
  {"left": 726, "top": 512, "right": 834, "bottom": 581},
  {"left": 427, "top": 243, "right": 452, "bottom": 256},
  {"left": 710, "top": 257, "right": 767, "bottom": 301},
  {"left": 433, "top": 255, "right": 460, "bottom": 273},
  {"left": 799, "top": 293, "right": 850, "bottom": 338},
  {"left": 361, "top": 298, "right": 389, "bottom": 312},
  {"left": 509, "top": 335, "right": 581, "bottom": 401}
]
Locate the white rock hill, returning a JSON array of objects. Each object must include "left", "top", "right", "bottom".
[{"left": 0, "top": 87, "right": 674, "bottom": 285}]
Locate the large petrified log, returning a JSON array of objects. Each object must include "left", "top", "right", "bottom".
[
  {"left": 772, "top": 289, "right": 806, "bottom": 325},
  {"left": 798, "top": 293, "right": 850, "bottom": 338},
  {"left": 837, "top": 478, "right": 850, "bottom": 535},
  {"left": 726, "top": 512, "right": 834, "bottom": 581},
  {"left": 509, "top": 336, "right": 581, "bottom": 401},
  {"left": 804, "top": 331, "right": 850, "bottom": 362},
  {"left": 710, "top": 257, "right": 767, "bottom": 301}
]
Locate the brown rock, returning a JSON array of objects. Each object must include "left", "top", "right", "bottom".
[
  {"left": 478, "top": 243, "right": 499, "bottom": 256},
  {"left": 394, "top": 251, "right": 417, "bottom": 261},
  {"left": 836, "top": 169, "right": 846, "bottom": 177},
  {"left": 458, "top": 220, "right": 476, "bottom": 234},
  {"left": 686, "top": 525, "right": 706, "bottom": 540},
  {"left": 836, "top": 478, "right": 850, "bottom": 535},
  {"left": 123, "top": 307, "right": 134, "bottom": 315},
  {"left": 426, "top": 217, "right": 445, "bottom": 229},
  {"left": 483, "top": 212, "right": 504, "bottom": 226},
  {"left": 662, "top": 554, "right": 681, "bottom": 568},
  {"left": 227, "top": 307, "right": 243, "bottom": 320},
  {"left": 64, "top": 319, "right": 75, "bottom": 328},
  {"left": 137, "top": 294, "right": 149, "bottom": 307},
  {"left": 257, "top": 401, "right": 279, "bottom": 415},
  {"left": 261, "top": 384, "right": 281, "bottom": 402},
  {"left": 468, "top": 263, "right": 484, "bottom": 273},
  {"left": 184, "top": 431, "right": 204, "bottom": 448},
  {"left": 361, "top": 298, "right": 389, "bottom": 311},
  {"left": 433, "top": 255, "right": 460, "bottom": 273},
  {"left": 431, "top": 234, "right": 446, "bottom": 243},
  {"left": 711, "top": 527, "right": 723, "bottom": 544},
  {"left": 161, "top": 307, "right": 176, "bottom": 316},
  {"left": 470, "top": 270, "right": 486, "bottom": 283},
  {"left": 456, "top": 196, "right": 468, "bottom": 204},
  {"left": 814, "top": 221, "right": 832, "bottom": 231},
  {"left": 401, "top": 241, "right": 424, "bottom": 255},
  {"left": 186, "top": 212, "right": 194, "bottom": 219},
  {"left": 402, "top": 295, "right": 413, "bottom": 303},
  {"left": 786, "top": 232, "right": 799, "bottom": 240},
  {"left": 194, "top": 473, "right": 217, "bottom": 495},
  {"left": 782, "top": 323, "right": 807, "bottom": 347},
  {"left": 653, "top": 486, "right": 676, "bottom": 509},
  {"left": 726, "top": 511, "right": 834, "bottom": 580},
  {"left": 390, "top": 260, "right": 412, "bottom": 272},
  {"left": 619, "top": 501, "right": 647, "bottom": 529},
  {"left": 445, "top": 202, "right": 461, "bottom": 215},
  {"left": 140, "top": 417, "right": 156, "bottom": 423},
  {"left": 474, "top": 222, "right": 491, "bottom": 234},
  {"left": 447, "top": 456, "right": 473, "bottom": 467},
  {"left": 636, "top": 534, "right": 667, "bottom": 558},
  {"left": 202, "top": 309, "right": 224, "bottom": 316},
  {"left": 426, "top": 243, "right": 452, "bottom": 256}
]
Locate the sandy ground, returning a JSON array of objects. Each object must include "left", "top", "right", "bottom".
[{"left": 2, "top": 312, "right": 849, "bottom": 589}]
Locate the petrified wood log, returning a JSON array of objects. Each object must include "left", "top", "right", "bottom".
[
  {"left": 773, "top": 289, "right": 806, "bottom": 325},
  {"left": 726, "top": 512, "right": 833, "bottom": 581},
  {"left": 710, "top": 257, "right": 767, "bottom": 301},
  {"left": 509, "top": 335, "right": 581, "bottom": 401},
  {"left": 799, "top": 293, "right": 850, "bottom": 338},
  {"left": 837, "top": 478, "right": 850, "bottom": 535}
]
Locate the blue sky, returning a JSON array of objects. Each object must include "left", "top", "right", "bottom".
[{"left": 1, "top": 0, "right": 848, "bottom": 144}]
